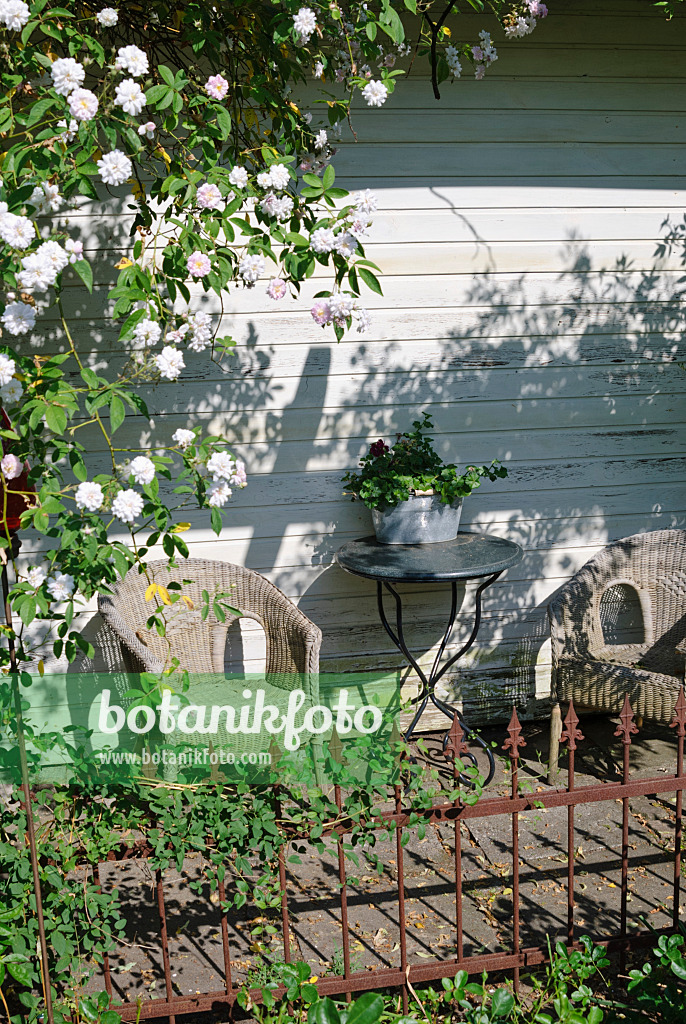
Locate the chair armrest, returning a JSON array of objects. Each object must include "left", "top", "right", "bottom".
[{"left": 98, "top": 593, "right": 166, "bottom": 675}]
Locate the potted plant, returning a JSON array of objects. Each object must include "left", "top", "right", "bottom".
[{"left": 342, "top": 413, "right": 507, "bottom": 545}]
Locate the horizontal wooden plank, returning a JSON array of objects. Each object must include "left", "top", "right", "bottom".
[
  {"left": 49, "top": 270, "right": 686, "bottom": 324},
  {"left": 57, "top": 188, "right": 686, "bottom": 228},
  {"left": 56, "top": 208, "right": 686, "bottom": 256},
  {"left": 331, "top": 143, "right": 686, "bottom": 180},
  {"left": 335, "top": 112, "right": 686, "bottom": 145},
  {"left": 68, "top": 392, "right": 685, "bottom": 456},
  {"left": 49, "top": 240, "right": 686, "bottom": 295}
]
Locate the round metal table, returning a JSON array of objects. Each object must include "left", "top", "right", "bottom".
[{"left": 335, "top": 532, "right": 523, "bottom": 785}]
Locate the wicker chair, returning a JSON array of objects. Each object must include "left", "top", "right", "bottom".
[
  {"left": 547, "top": 529, "right": 686, "bottom": 778},
  {"left": 98, "top": 558, "right": 323, "bottom": 777}
]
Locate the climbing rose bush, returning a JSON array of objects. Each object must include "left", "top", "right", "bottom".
[{"left": 0, "top": 0, "right": 546, "bottom": 675}]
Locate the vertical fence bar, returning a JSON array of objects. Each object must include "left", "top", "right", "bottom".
[
  {"left": 561, "top": 702, "right": 584, "bottom": 944},
  {"left": 444, "top": 715, "right": 467, "bottom": 963},
  {"left": 155, "top": 869, "right": 176, "bottom": 1024},
  {"left": 216, "top": 876, "right": 233, "bottom": 994},
  {"left": 334, "top": 783, "right": 352, "bottom": 1002},
  {"left": 394, "top": 784, "right": 409, "bottom": 1013},
  {"left": 504, "top": 708, "right": 526, "bottom": 993},
  {"left": 670, "top": 687, "right": 686, "bottom": 929},
  {"left": 93, "top": 863, "right": 113, "bottom": 999},
  {"left": 615, "top": 696, "right": 638, "bottom": 973}
]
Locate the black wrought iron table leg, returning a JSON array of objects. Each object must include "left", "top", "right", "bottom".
[{"left": 376, "top": 572, "right": 503, "bottom": 788}]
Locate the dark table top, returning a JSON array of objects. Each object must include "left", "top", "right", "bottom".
[{"left": 335, "top": 532, "right": 523, "bottom": 583}]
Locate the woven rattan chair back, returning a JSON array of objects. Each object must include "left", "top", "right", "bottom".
[
  {"left": 98, "top": 559, "right": 322, "bottom": 685},
  {"left": 549, "top": 529, "right": 686, "bottom": 678}
]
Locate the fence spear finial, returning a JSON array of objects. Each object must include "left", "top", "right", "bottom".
[
  {"left": 614, "top": 694, "right": 639, "bottom": 744},
  {"left": 670, "top": 686, "right": 686, "bottom": 739},
  {"left": 561, "top": 700, "right": 584, "bottom": 751}
]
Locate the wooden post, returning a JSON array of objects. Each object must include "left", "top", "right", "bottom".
[{"left": 548, "top": 701, "right": 562, "bottom": 784}]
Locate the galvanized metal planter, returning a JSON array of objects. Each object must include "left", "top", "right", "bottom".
[{"left": 371, "top": 493, "right": 463, "bottom": 544}]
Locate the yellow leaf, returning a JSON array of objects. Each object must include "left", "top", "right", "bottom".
[
  {"left": 154, "top": 145, "right": 171, "bottom": 170},
  {"left": 502, "top": 887, "right": 513, "bottom": 896},
  {"left": 114, "top": 257, "right": 134, "bottom": 269},
  {"left": 181, "top": 596, "right": 195, "bottom": 609},
  {"left": 244, "top": 109, "right": 257, "bottom": 129},
  {"left": 171, "top": 522, "right": 191, "bottom": 533},
  {"left": 37, "top": 660, "right": 44, "bottom": 677},
  {"left": 157, "top": 585, "right": 172, "bottom": 606},
  {"left": 144, "top": 583, "right": 158, "bottom": 602},
  {"left": 288, "top": 101, "right": 300, "bottom": 114},
  {"left": 131, "top": 180, "right": 146, "bottom": 202},
  {"left": 442, "top": 26, "right": 451, "bottom": 37}
]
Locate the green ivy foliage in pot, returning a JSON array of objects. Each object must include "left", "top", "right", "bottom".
[{"left": 341, "top": 413, "right": 508, "bottom": 513}]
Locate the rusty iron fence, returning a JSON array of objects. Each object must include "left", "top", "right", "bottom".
[{"left": 21, "top": 690, "right": 686, "bottom": 1023}]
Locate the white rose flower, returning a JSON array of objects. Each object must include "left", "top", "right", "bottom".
[
  {"left": 128, "top": 456, "right": 155, "bottom": 485},
  {"left": 96, "top": 7, "right": 118, "bottom": 26},
  {"left": 0, "top": 379, "right": 23, "bottom": 404},
  {"left": 310, "top": 227, "right": 335, "bottom": 253},
  {"left": 115, "top": 45, "right": 149, "bottom": 78},
  {"left": 256, "top": 171, "right": 272, "bottom": 189},
  {"left": 273, "top": 195, "right": 294, "bottom": 221},
  {"left": 35, "top": 240, "right": 69, "bottom": 274},
  {"left": 354, "top": 188, "right": 378, "bottom": 214},
  {"left": 187, "top": 311, "right": 212, "bottom": 352},
  {"left": 114, "top": 78, "right": 147, "bottom": 116},
  {"left": 1, "top": 301, "right": 35, "bottom": 335},
  {"left": 65, "top": 238, "right": 83, "bottom": 263},
  {"left": 47, "top": 572, "right": 75, "bottom": 601},
  {"left": 228, "top": 165, "right": 248, "bottom": 188},
  {"left": 207, "top": 481, "right": 232, "bottom": 507},
  {"left": 356, "top": 307, "right": 372, "bottom": 334},
  {"left": 68, "top": 88, "right": 99, "bottom": 121},
  {"left": 335, "top": 231, "right": 357, "bottom": 259},
  {"left": 293, "top": 7, "right": 317, "bottom": 42},
  {"left": 206, "top": 451, "right": 237, "bottom": 482},
  {"left": 133, "top": 318, "right": 161, "bottom": 347},
  {"left": 16, "top": 252, "right": 57, "bottom": 293},
  {"left": 0, "top": 453, "right": 21, "bottom": 480},
  {"left": 314, "top": 129, "right": 327, "bottom": 150},
  {"left": 267, "top": 163, "right": 290, "bottom": 190},
  {"left": 75, "top": 481, "right": 104, "bottom": 512},
  {"left": 238, "top": 254, "right": 265, "bottom": 284},
  {"left": 29, "top": 182, "right": 63, "bottom": 215},
  {"left": 196, "top": 183, "right": 224, "bottom": 211},
  {"left": 97, "top": 150, "right": 132, "bottom": 186},
  {"left": 155, "top": 346, "right": 185, "bottom": 380},
  {"left": 0, "top": 213, "right": 35, "bottom": 248},
  {"left": 0, "top": 0, "right": 30, "bottom": 30},
  {"left": 137, "top": 120, "right": 155, "bottom": 138},
  {"left": 50, "top": 57, "right": 85, "bottom": 96},
  {"left": 0, "top": 354, "right": 16, "bottom": 386},
  {"left": 111, "top": 488, "right": 144, "bottom": 523},
  {"left": 26, "top": 566, "right": 46, "bottom": 588},
  {"left": 361, "top": 80, "right": 388, "bottom": 107},
  {"left": 172, "top": 428, "right": 195, "bottom": 449}
]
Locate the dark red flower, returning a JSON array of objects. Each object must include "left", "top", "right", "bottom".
[{"left": 369, "top": 439, "right": 389, "bottom": 458}]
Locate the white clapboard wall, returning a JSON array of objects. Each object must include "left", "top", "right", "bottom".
[{"left": 31, "top": 0, "right": 686, "bottom": 729}]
